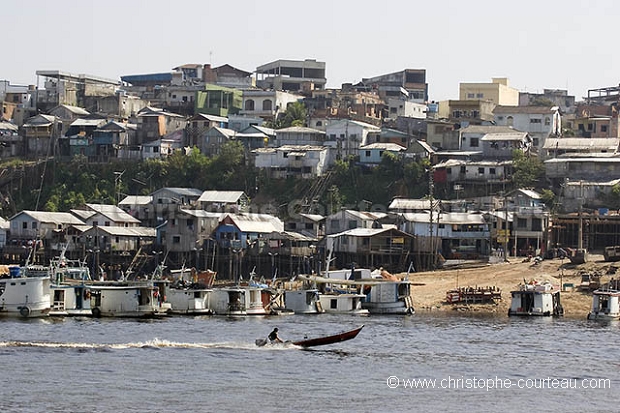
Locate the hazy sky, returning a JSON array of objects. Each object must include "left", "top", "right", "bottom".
[{"left": 3, "top": 0, "right": 618, "bottom": 101}]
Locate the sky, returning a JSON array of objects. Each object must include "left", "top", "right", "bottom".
[{"left": 3, "top": 0, "right": 619, "bottom": 102}]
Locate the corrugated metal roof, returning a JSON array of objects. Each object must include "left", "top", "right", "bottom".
[
  {"left": 86, "top": 226, "right": 156, "bottom": 237},
  {"left": 298, "top": 213, "right": 325, "bottom": 222},
  {"left": 12, "top": 211, "right": 86, "bottom": 225},
  {"left": 460, "top": 125, "right": 516, "bottom": 134},
  {"left": 543, "top": 138, "right": 619, "bottom": 150},
  {"left": 57, "top": 105, "right": 90, "bottom": 115},
  {"left": 70, "top": 210, "right": 96, "bottom": 220},
  {"left": 70, "top": 118, "right": 106, "bottom": 127},
  {"left": 151, "top": 188, "right": 203, "bottom": 198},
  {"left": 85, "top": 204, "right": 141, "bottom": 223},
  {"left": 389, "top": 199, "right": 432, "bottom": 211},
  {"left": 493, "top": 105, "right": 557, "bottom": 115},
  {"left": 179, "top": 209, "right": 223, "bottom": 219},
  {"left": 225, "top": 213, "right": 284, "bottom": 233},
  {"left": 198, "top": 191, "right": 245, "bottom": 203},
  {"left": 481, "top": 132, "right": 529, "bottom": 141},
  {"left": 0, "top": 121, "right": 18, "bottom": 131},
  {"left": 276, "top": 126, "right": 325, "bottom": 134},
  {"left": 119, "top": 195, "right": 152, "bottom": 206},
  {"left": 330, "top": 227, "right": 411, "bottom": 238},
  {"left": 517, "top": 189, "right": 541, "bottom": 199},
  {"left": 401, "top": 212, "right": 486, "bottom": 225},
  {"left": 359, "top": 143, "right": 406, "bottom": 151}
]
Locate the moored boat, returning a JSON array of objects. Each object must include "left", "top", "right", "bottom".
[
  {"left": 508, "top": 280, "right": 563, "bottom": 317},
  {"left": 88, "top": 280, "right": 170, "bottom": 318},
  {"left": 587, "top": 280, "right": 620, "bottom": 320},
  {"left": 0, "top": 265, "right": 51, "bottom": 318}
]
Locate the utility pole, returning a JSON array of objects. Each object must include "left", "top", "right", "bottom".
[{"left": 428, "top": 168, "right": 435, "bottom": 270}]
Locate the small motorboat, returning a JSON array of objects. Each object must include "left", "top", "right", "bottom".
[{"left": 255, "top": 325, "right": 364, "bottom": 348}]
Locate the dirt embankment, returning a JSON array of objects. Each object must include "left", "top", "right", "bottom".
[{"left": 405, "top": 254, "right": 616, "bottom": 318}]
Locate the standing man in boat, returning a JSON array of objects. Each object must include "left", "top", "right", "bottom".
[{"left": 268, "top": 328, "right": 283, "bottom": 343}]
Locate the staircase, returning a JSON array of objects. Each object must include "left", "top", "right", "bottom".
[{"left": 301, "top": 170, "right": 333, "bottom": 214}]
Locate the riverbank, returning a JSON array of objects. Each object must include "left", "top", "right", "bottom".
[{"left": 406, "top": 253, "right": 616, "bottom": 318}]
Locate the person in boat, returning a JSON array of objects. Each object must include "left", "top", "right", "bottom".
[{"left": 268, "top": 328, "right": 283, "bottom": 344}]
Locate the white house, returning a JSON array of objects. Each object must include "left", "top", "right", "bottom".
[
  {"left": 9, "top": 211, "right": 86, "bottom": 239},
  {"left": 253, "top": 145, "right": 331, "bottom": 178},
  {"left": 240, "top": 90, "right": 302, "bottom": 121},
  {"left": 274, "top": 126, "right": 326, "bottom": 147},
  {"left": 325, "top": 119, "right": 381, "bottom": 158},
  {"left": 493, "top": 105, "right": 561, "bottom": 155},
  {"left": 70, "top": 204, "right": 141, "bottom": 227},
  {"left": 359, "top": 142, "right": 406, "bottom": 164}
]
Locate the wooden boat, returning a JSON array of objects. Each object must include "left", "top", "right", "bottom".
[
  {"left": 256, "top": 325, "right": 364, "bottom": 348},
  {"left": 292, "top": 325, "right": 364, "bottom": 347}
]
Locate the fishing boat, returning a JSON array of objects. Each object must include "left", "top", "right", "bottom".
[
  {"left": 297, "top": 273, "right": 415, "bottom": 315},
  {"left": 318, "top": 291, "right": 369, "bottom": 315},
  {"left": 210, "top": 286, "right": 248, "bottom": 316},
  {"left": 256, "top": 325, "right": 364, "bottom": 348},
  {"left": 164, "top": 266, "right": 214, "bottom": 315},
  {"left": 88, "top": 280, "right": 170, "bottom": 318},
  {"left": 49, "top": 254, "right": 93, "bottom": 317},
  {"left": 587, "top": 280, "right": 620, "bottom": 320},
  {"left": 284, "top": 288, "right": 324, "bottom": 314},
  {"left": 0, "top": 265, "right": 51, "bottom": 318},
  {"left": 508, "top": 280, "right": 563, "bottom": 317}
]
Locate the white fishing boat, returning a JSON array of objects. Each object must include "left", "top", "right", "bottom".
[
  {"left": 318, "top": 292, "right": 369, "bottom": 315},
  {"left": 587, "top": 281, "right": 620, "bottom": 320},
  {"left": 49, "top": 255, "right": 93, "bottom": 317},
  {"left": 296, "top": 271, "right": 415, "bottom": 315},
  {"left": 166, "top": 267, "right": 215, "bottom": 315},
  {"left": 284, "top": 288, "right": 324, "bottom": 314},
  {"left": 359, "top": 279, "right": 415, "bottom": 315},
  {"left": 508, "top": 281, "right": 563, "bottom": 317},
  {"left": 0, "top": 265, "right": 51, "bottom": 318},
  {"left": 210, "top": 287, "right": 247, "bottom": 316},
  {"left": 88, "top": 280, "right": 170, "bottom": 318}
]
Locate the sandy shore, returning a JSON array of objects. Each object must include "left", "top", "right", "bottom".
[{"left": 405, "top": 253, "right": 616, "bottom": 319}]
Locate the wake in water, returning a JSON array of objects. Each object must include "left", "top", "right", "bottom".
[{"left": 0, "top": 337, "right": 299, "bottom": 351}]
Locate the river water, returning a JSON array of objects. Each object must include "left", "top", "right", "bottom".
[{"left": 0, "top": 312, "right": 618, "bottom": 413}]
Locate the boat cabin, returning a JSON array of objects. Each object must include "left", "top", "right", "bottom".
[
  {"left": 508, "top": 282, "right": 563, "bottom": 316},
  {"left": 587, "top": 289, "right": 620, "bottom": 320}
]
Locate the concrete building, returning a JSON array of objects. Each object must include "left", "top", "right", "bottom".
[
  {"left": 256, "top": 59, "right": 326, "bottom": 92},
  {"left": 459, "top": 77, "right": 519, "bottom": 106}
]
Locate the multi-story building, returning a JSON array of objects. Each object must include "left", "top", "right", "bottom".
[
  {"left": 255, "top": 59, "right": 326, "bottom": 92},
  {"left": 459, "top": 77, "right": 519, "bottom": 106}
]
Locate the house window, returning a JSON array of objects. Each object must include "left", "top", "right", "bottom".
[
  {"left": 115, "top": 236, "right": 120, "bottom": 243},
  {"left": 262, "top": 100, "right": 272, "bottom": 111},
  {"left": 245, "top": 99, "right": 255, "bottom": 111},
  {"left": 478, "top": 167, "right": 484, "bottom": 174},
  {"left": 460, "top": 166, "right": 466, "bottom": 173},
  {"left": 93, "top": 221, "right": 99, "bottom": 226},
  {"left": 365, "top": 151, "right": 371, "bottom": 157},
  {"left": 379, "top": 151, "right": 384, "bottom": 157},
  {"left": 104, "top": 221, "right": 110, "bottom": 226},
  {"left": 532, "top": 138, "right": 539, "bottom": 146},
  {"left": 187, "top": 219, "right": 194, "bottom": 228},
  {"left": 447, "top": 168, "right": 452, "bottom": 175},
  {"left": 390, "top": 107, "right": 397, "bottom": 114},
  {"left": 476, "top": 93, "right": 483, "bottom": 98},
  {"left": 172, "top": 236, "right": 181, "bottom": 244},
  {"left": 517, "top": 218, "right": 527, "bottom": 229},
  {"left": 330, "top": 221, "right": 340, "bottom": 231},
  {"left": 530, "top": 118, "right": 542, "bottom": 124},
  {"left": 532, "top": 218, "right": 542, "bottom": 231},
  {"left": 452, "top": 110, "right": 461, "bottom": 118},
  {"left": 470, "top": 137, "right": 479, "bottom": 147},
  {"left": 467, "top": 93, "right": 475, "bottom": 98},
  {"left": 507, "top": 116, "right": 514, "bottom": 127},
  {"left": 305, "top": 223, "right": 314, "bottom": 230},
  {"left": 601, "top": 125, "right": 608, "bottom": 133},
  {"left": 497, "top": 116, "right": 504, "bottom": 121},
  {"left": 401, "top": 137, "right": 407, "bottom": 144},
  {"left": 348, "top": 220, "right": 357, "bottom": 229},
  {"left": 316, "top": 121, "right": 322, "bottom": 127},
  {"left": 545, "top": 117, "right": 551, "bottom": 125},
  {"left": 489, "top": 168, "right": 496, "bottom": 175},
  {"left": 22, "top": 222, "right": 27, "bottom": 229},
  {"left": 587, "top": 123, "right": 593, "bottom": 131},
  {"left": 172, "top": 94, "right": 177, "bottom": 99}
]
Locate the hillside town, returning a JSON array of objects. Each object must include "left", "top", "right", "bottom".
[{"left": 1, "top": 59, "right": 620, "bottom": 280}]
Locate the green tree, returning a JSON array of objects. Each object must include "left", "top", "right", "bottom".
[
  {"left": 277, "top": 101, "right": 307, "bottom": 128},
  {"left": 511, "top": 150, "right": 545, "bottom": 189}
]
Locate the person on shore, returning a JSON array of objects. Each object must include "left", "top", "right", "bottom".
[{"left": 268, "top": 328, "right": 283, "bottom": 343}]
